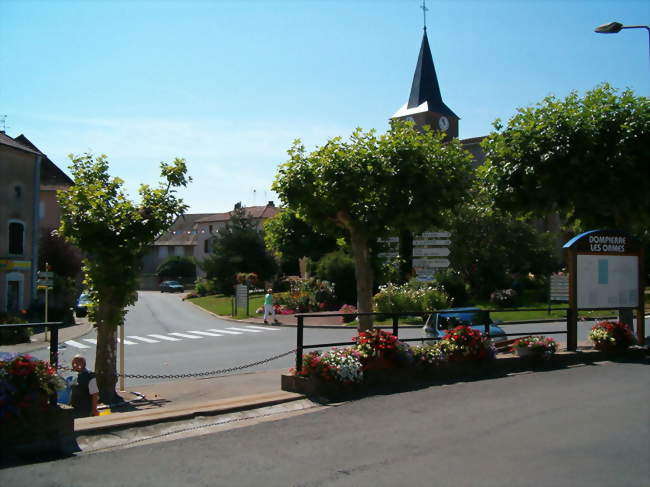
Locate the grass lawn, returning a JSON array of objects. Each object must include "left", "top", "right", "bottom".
[{"left": 188, "top": 294, "right": 265, "bottom": 319}]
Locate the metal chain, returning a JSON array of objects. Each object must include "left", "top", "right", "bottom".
[{"left": 113, "top": 349, "right": 297, "bottom": 380}]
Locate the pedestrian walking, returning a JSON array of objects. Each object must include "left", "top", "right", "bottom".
[
  {"left": 263, "top": 288, "right": 279, "bottom": 324},
  {"left": 70, "top": 355, "right": 99, "bottom": 417}
]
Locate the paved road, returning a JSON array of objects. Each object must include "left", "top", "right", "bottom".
[
  {"left": 4, "top": 360, "right": 648, "bottom": 486},
  {"left": 32, "top": 292, "right": 647, "bottom": 387}
]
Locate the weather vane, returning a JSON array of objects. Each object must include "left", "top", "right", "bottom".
[{"left": 421, "top": 0, "right": 428, "bottom": 32}]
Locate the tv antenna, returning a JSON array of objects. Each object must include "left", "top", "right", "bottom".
[{"left": 0, "top": 115, "right": 7, "bottom": 133}]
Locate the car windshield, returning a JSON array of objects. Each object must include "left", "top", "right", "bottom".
[
  {"left": 438, "top": 311, "right": 488, "bottom": 329},
  {"left": 166, "top": 281, "right": 181, "bottom": 286},
  {"left": 78, "top": 294, "right": 91, "bottom": 304}
]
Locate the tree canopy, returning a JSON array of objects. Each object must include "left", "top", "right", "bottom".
[
  {"left": 273, "top": 122, "right": 474, "bottom": 329},
  {"left": 481, "top": 84, "right": 650, "bottom": 235},
  {"left": 58, "top": 153, "right": 190, "bottom": 401}
]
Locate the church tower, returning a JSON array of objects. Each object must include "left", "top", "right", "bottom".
[{"left": 391, "top": 28, "right": 459, "bottom": 141}]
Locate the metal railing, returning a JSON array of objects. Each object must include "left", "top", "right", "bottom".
[{"left": 292, "top": 309, "right": 576, "bottom": 372}]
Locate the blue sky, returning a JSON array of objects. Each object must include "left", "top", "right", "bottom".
[{"left": 2, "top": 0, "right": 648, "bottom": 213}]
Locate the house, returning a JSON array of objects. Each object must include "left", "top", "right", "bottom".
[
  {"left": 0, "top": 132, "right": 73, "bottom": 314},
  {"left": 140, "top": 202, "right": 280, "bottom": 289}
]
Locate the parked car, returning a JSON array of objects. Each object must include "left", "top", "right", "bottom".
[
  {"left": 160, "top": 280, "right": 184, "bottom": 293},
  {"left": 75, "top": 293, "right": 92, "bottom": 317},
  {"left": 422, "top": 307, "right": 507, "bottom": 343}
]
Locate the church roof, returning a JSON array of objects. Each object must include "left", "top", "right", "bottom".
[{"left": 400, "top": 30, "right": 458, "bottom": 119}]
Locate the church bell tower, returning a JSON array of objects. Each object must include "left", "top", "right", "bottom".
[{"left": 391, "top": 22, "right": 459, "bottom": 141}]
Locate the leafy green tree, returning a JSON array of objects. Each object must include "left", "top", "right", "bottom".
[
  {"left": 481, "top": 84, "right": 650, "bottom": 235},
  {"left": 58, "top": 153, "right": 190, "bottom": 402},
  {"left": 156, "top": 256, "right": 196, "bottom": 281},
  {"left": 273, "top": 122, "right": 474, "bottom": 329},
  {"left": 201, "top": 206, "right": 278, "bottom": 295},
  {"left": 264, "top": 209, "right": 339, "bottom": 263},
  {"left": 448, "top": 194, "right": 559, "bottom": 298}
]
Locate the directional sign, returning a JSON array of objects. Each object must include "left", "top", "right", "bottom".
[
  {"left": 413, "top": 239, "right": 451, "bottom": 246},
  {"left": 413, "top": 247, "right": 450, "bottom": 257},
  {"left": 418, "top": 231, "right": 450, "bottom": 239},
  {"left": 378, "top": 252, "right": 399, "bottom": 259},
  {"left": 413, "top": 258, "right": 450, "bottom": 268},
  {"left": 38, "top": 271, "right": 54, "bottom": 278}
]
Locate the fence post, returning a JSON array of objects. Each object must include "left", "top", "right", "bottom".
[
  {"left": 296, "top": 315, "right": 304, "bottom": 373},
  {"left": 392, "top": 314, "right": 399, "bottom": 337},
  {"left": 49, "top": 323, "right": 59, "bottom": 369},
  {"left": 566, "top": 308, "right": 577, "bottom": 351}
]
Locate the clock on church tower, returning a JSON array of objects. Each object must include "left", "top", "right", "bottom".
[{"left": 391, "top": 29, "right": 459, "bottom": 141}]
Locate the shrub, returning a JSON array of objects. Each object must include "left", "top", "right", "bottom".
[
  {"left": 293, "top": 349, "right": 363, "bottom": 384},
  {"left": 433, "top": 270, "right": 469, "bottom": 307},
  {"left": 315, "top": 251, "right": 356, "bottom": 306},
  {"left": 0, "top": 313, "right": 31, "bottom": 346},
  {"left": 412, "top": 343, "right": 446, "bottom": 369},
  {"left": 339, "top": 304, "right": 357, "bottom": 323},
  {"left": 511, "top": 336, "right": 558, "bottom": 355},
  {"left": 489, "top": 288, "right": 519, "bottom": 308},
  {"left": 275, "top": 278, "right": 337, "bottom": 313},
  {"left": 0, "top": 353, "right": 65, "bottom": 422},
  {"left": 373, "top": 281, "right": 450, "bottom": 318}
]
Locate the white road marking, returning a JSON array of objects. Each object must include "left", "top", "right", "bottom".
[
  {"left": 128, "top": 335, "right": 160, "bottom": 343},
  {"left": 188, "top": 330, "right": 223, "bottom": 337},
  {"left": 206, "top": 328, "right": 242, "bottom": 335},
  {"left": 65, "top": 340, "right": 90, "bottom": 349},
  {"left": 148, "top": 334, "right": 182, "bottom": 342},
  {"left": 226, "top": 327, "right": 262, "bottom": 333},
  {"left": 169, "top": 332, "right": 203, "bottom": 339},
  {"left": 83, "top": 338, "right": 97, "bottom": 344},
  {"left": 117, "top": 337, "right": 137, "bottom": 345},
  {"left": 246, "top": 325, "right": 280, "bottom": 332}
]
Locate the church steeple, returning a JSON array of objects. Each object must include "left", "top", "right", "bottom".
[{"left": 392, "top": 28, "right": 459, "bottom": 140}]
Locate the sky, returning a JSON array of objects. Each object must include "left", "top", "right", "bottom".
[{"left": 1, "top": 0, "right": 648, "bottom": 214}]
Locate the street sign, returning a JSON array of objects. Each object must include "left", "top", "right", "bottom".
[
  {"left": 378, "top": 252, "right": 399, "bottom": 259},
  {"left": 413, "top": 258, "right": 450, "bottom": 268},
  {"left": 417, "top": 231, "right": 450, "bottom": 239},
  {"left": 38, "top": 271, "right": 54, "bottom": 278},
  {"left": 413, "top": 239, "right": 451, "bottom": 246}
]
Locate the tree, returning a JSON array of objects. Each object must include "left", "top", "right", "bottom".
[
  {"left": 448, "top": 194, "right": 559, "bottom": 298},
  {"left": 156, "top": 256, "right": 196, "bottom": 281},
  {"left": 314, "top": 250, "right": 356, "bottom": 306},
  {"left": 58, "top": 153, "right": 189, "bottom": 402},
  {"left": 201, "top": 206, "right": 278, "bottom": 294},
  {"left": 481, "top": 84, "right": 650, "bottom": 235},
  {"left": 273, "top": 123, "right": 474, "bottom": 330}
]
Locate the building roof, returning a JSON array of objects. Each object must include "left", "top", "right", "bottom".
[
  {"left": 396, "top": 30, "right": 458, "bottom": 119},
  {"left": 0, "top": 131, "right": 43, "bottom": 155},
  {"left": 195, "top": 204, "right": 280, "bottom": 223},
  {"left": 14, "top": 134, "right": 73, "bottom": 187},
  {"left": 154, "top": 213, "right": 215, "bottom": 246}
]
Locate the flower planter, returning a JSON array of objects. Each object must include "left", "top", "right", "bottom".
[{"left": 0, "top": 405, "right": 78, "bottom": 460}]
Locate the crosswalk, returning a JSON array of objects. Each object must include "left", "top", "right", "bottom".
[{"left": 63, "top": 325, "right": 280, "bottom": 350}]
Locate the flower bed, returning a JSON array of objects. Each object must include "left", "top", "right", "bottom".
[
  {"left": 589, "top": 320, "right": 636, "bottom": 351},
  {"left": 511, "top": 336, "right": 558, "bottom": 357}
]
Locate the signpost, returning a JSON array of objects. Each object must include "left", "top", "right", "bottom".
[
  {"left": 564, "top": 230, "right": 644, "bottom": 350},
  {"left": 412, "top": 231, "right": 451, "bottom": 280},
  {"left": 234, "top": 284, "right": 249, "bottom": 317},
  {"left": 37, "top": 266, "right": 54, "bottom": 340}
]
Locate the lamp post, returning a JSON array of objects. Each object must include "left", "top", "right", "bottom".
[{"left": 594, "top": 22, "right": 650, "bottom": 65}]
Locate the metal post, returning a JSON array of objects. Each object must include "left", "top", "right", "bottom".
[
  {"left": 392, "top": 314, "right": 399, "bottom": 337},
  {"left": 566, "top": 308, "right": 577, "bottom": 351},
  {"left": 119, "top": 324, "right": 125, "bottom": 392},
  {"left": 296, "top": 315, "right": 304, "bottom": 373},
  {"left": 49, "top": 323, "right": 59, "bottom": 369},
  {"left": 44, "top": 287, "right": 49, "bottom": 341}
]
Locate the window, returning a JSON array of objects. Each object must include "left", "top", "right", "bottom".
[
  {"left": 158, "top": 246, "right": 169, "bottom": 259},
  {"left": 174, "top": 246, "right": 184, "bottom": 256},
  {"left": 5, "top": 272, "right": 24, "bottom": 313},
  {"left": 8, "top": 221, "right": 24, "bottom": 255},
  {"left": 204, "top": 239, "right": 209, "bottom": 253},
  {"left": 40, "top": 200, "right": 45, "bottom": 219}
]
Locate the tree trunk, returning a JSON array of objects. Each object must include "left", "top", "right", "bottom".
[
  {"left": 94, "top": 303, "right": 119, "bottom": 404},
  {"left": 349, "top": 228, "right": 374, "bottom": 331}
]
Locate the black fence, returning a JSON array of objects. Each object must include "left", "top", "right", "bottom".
[{"left": 292, "top": 309, "right": 575, "bottom": 372}]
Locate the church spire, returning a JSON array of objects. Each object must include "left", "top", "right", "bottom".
[{"left": 407, "top": 30, "right": 457, "bottom": 119}]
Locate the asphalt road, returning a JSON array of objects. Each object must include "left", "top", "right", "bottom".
[
  {"left": 4, "top": 360, "right": 648, "bottom": 486},
  {"left": 32, "top": 291, "right": 646, "bottom": 387}
]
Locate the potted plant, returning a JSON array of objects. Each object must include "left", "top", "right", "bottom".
[
  {"left": 589, "top": 320, "right": 636, "bottom": 352},
  {"left": 0, "top": 352, "right": 73, "bottom": 457},
  {"left": 511, "top": 336, "right": 558, "bottom": 357}
]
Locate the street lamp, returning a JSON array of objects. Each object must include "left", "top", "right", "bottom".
[{"left": 594, "top": 21, "right": 650, "bottom": 64}]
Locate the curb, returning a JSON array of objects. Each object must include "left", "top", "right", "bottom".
[
  {"left": 74, "top": 390, "right": 306, "bottom": 435},
  {"left": 0, "top": 321, "right": 94, "bottom": 355}
]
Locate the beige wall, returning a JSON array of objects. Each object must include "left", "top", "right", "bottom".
[
  {"left": 39, "top": 187, "right": 64, "bottom": 231},
  {"left": 0, "top": 145, "right": 39, "bottom": 313}
]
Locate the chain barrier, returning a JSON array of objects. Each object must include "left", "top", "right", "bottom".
[{"left": 114, "top": 349, "right": 296, "bottom": 380}]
